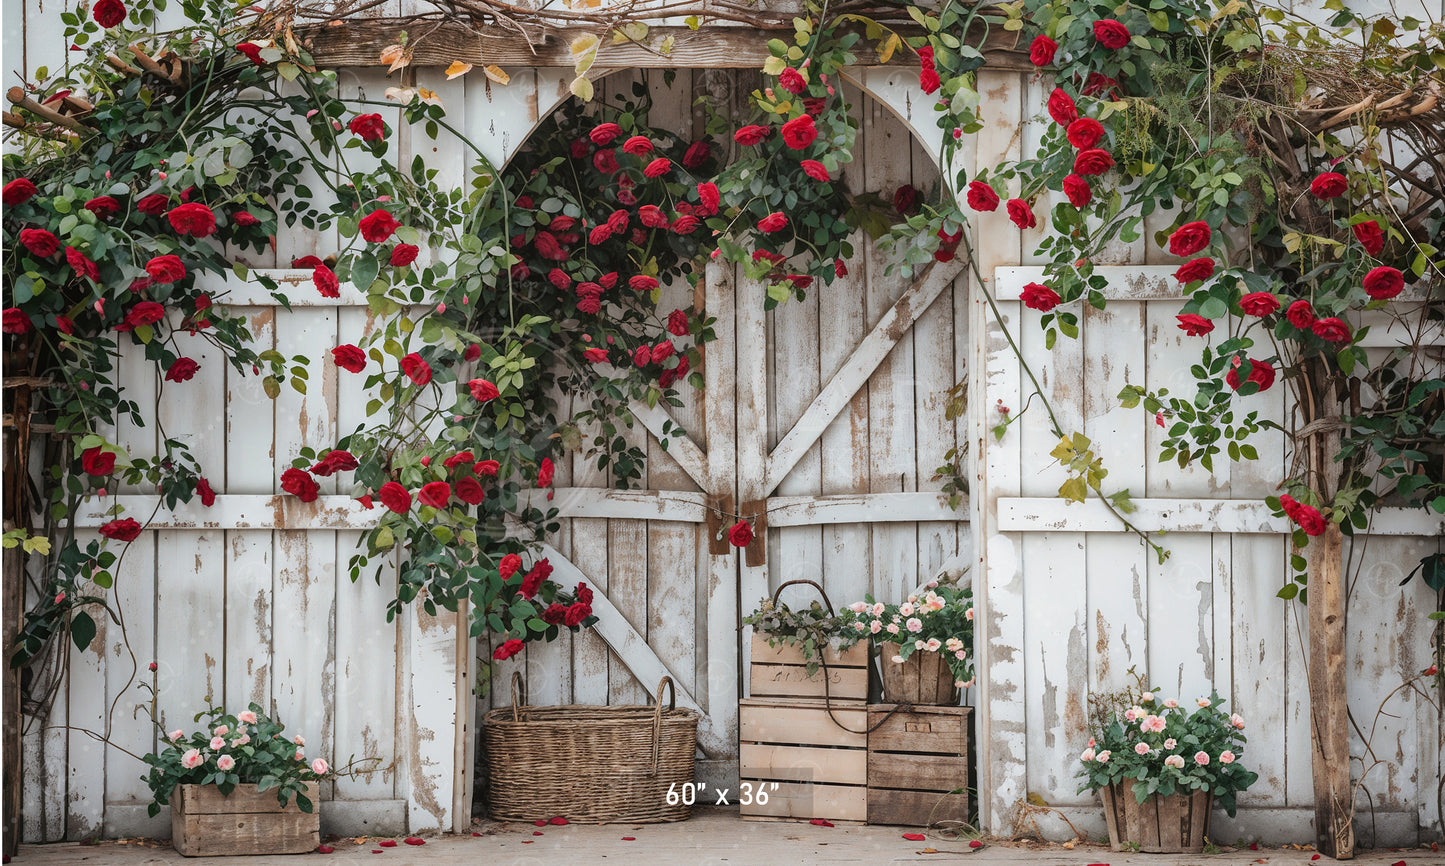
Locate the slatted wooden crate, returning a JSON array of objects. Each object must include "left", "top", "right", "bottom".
[
  {"left": 738, "top": 697, "right": 868, "bottom": 823},
  {"left": 866, "top": 704, "right": 970, "bottom": 826},
  {"left": 749, "top": 633, "right": 870, "bottom": 701},
  {"left": 171, "top": 782, "right": 320, "bottom": 857}
]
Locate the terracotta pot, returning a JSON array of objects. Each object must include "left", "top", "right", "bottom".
[
  {"left": 878, "top": 643, "right": 958, "bottom": 705},
  {"left": 1098, "top": 783, "right": 1211, "bottom": 853},
  {"left": 171, "top": 782, "right": 320, "bottom": 857}
]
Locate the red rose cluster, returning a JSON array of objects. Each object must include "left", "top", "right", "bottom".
[{"left": 1279, "top": 494, "right": 1326, "bottom": 536}]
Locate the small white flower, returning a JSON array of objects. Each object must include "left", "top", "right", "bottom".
[
  {"left": 891, "top": 655, "right": 906, "bottom": 664},
  {"left": 914, "top": 639, "right": 926, "bottom": 650}
]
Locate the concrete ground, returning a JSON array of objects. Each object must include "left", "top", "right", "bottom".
[{"left": 12, "top": 808, "right": 1443, "bottom": 866}]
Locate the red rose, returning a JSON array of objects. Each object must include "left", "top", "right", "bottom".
[
  {"left": 1030, "top": 34, "right": 1058, "bottom": 66},
  {"left": 145, "top": 254, "right": 186, "bottom": 284},
  {"left": 1176, "top": 314, "right": 1214, "bottom": 336},
  {"left": 667, "top": 309, "right": 690, "bottom": 336},
  {"left": 541, "top": 603, "right": 567, "bottom": 625},
  {"left": 1047, "top": 88, "right": 1078, "bottom": 126},
  {"left": 493, "top": 638, "right": 525, "bottom": 661},
  {"left": 136, "top": 194, "right": 168, "bottom": 215},
  {"left": 499, "top": 553, "right": 522, "bottom": 579},
  {"left": 546, "top": 268, "right": 572, "bottom": 290},
  {"left": 401, "top": 353, "right": 432, "bottom": 386},
  {"left": 1225, "top": 358, "right": 1275, "bottom": 393},
  {"left": 455, "top": 476, "right": 485, "bottom": 504},
  {"left": 1295, "top": 504, "right": 1326, "bottom": 536},
  {"left": 1239, "top": 292, "right": 1280, "bottom": 316},
  {"left": 1066, "top": 118, "right": 1105, "bottom": 150},
  {"left": 165, "top": 357, "right": 200, "bottom": 382},
  {"left": 622, "top": 135, "right": 653, "bottom": 155},
  {"left": 682, "top": 140, "right": 711, "bottom": 168},
  {"left": 728, "top": 520, "right": 754, "bottom": 548},
  {"left": 3, "top": 178, "right": 38, "bottom": 206},
  {"left": 348, "top": 114, "right": 386, "bottom": 142},
  {"left": 99, "top": 518, "right": 142, "bottom": 542},
  {"left": 801, "top": 160, "right": 830, "bottom": 182},
  {"left": 781, "top": 115, "right": 818, "bottom": 150},
  {"left": 359, "top": 210, "right": 399, "bottom": 243},
  {"left": 196, "top": 477, "right": 216, "bottom": 507},
  {"left": 85, "top": 196, "right": 121, "bottom": 219},
  {"left": 1362, "top": 266, "right": 1403, "bottom": 300},
  {"left": 672, "top": 214, "right": 701, "bottom": 234},
  {"left": 593, "top": 149, "right": 620, "bottom": 174},
  {"left": 643, "top": 157, "right": 671, "bottom": 178},
  {"left": 443, "top": 451, "right": 476, "bottom": 472},
  {"left": 1073, "top": 148, "right": 1115, "bottom": 176},
  {"left": 1093, "top": 19, "right": 1131, "bottom": 49},
  {"left": 804, "top": 97, "right": 827, "bottom": 115},
  {"left": 651, "top": 341, "right": 675, "bottom": 364},
  {"left": 919, "top": 68, "right": 942, "bottom": 95},
  {"left": 587, "top": 224, "right": 613, "bottom": 245},
  {"left": 835, "top": 258, "right": 848, "bottom": 278},
  {"left": 1006, "top": 199, "right": 1037, "bottom": 229},
  {"left": 19, "top": 228, "right": 58, "bottom": 258},
  {"left": 590, "top": 122, "right": 622, "bottom": 145},
  {"left": 1062, "top": 174, "right": 1092, "bottom": 208},
  {"left": 93, "top": 0, "right": 125, "bottom": 27},
  {"left": 1082, "top": 73, "right": 1121, "bottom": 97},
  {"left": 1351, "top": 220, "right": 1384, "bottom": 256},
  {"left": 378, "top": 481, "right": 411, "bottom": 514},
  {"left": 291, "top": 255, "right": 324, "bottom": 269},
  {"left": 236, "top": 42, "right": 264, "bottom": 64},
  {"left": 779, "top": 67, "right": 806, "bottom": 94},
  {"left": 464, "top": 343, "right": 482, "bottom": 363},
  {"left": 55, "top": 316, "right": 75, "bottom": 335},
  {"left": 753, "top": 250, "right": 785, "bottom": 265},
  {"left": 532, "top": 231, "right": 565, "bottom": 261},
  {"left": 309, "top": 449, "right": 358, "bottom": 477},
  {"left": 331, "top": 344, "right": 366, "bottom": 373},
  {"left": 281, "top": 467, "right": 320, "bottom": 502},
  {"left": 1168, "top": 221, "right": 1211, "bottom": 257},
  {"left": 1310, "top": 172, "right": 1347, "bottom": 199},
  {"left": 584, "top": 347, "right": 609, "bottom": 363},
  {"left": 233, "top": 211, "right": 260, "bottom": 226},
  {"left": 521, "top": 559, "right": 552, "bottom": 597},
  {"left": 577, "top": 295, "right": 602, "bottom": 315},
  {"left": 117, "top": 301, "right": 165, "bottom": 331},
  {"left": 418, "top": 481, "right": 451, "bottom": 508},
  {"left": 1174, "top": 257, "right": 1214, "bottom": 284},
  {"left": 966, "top": 181, "right": 998, "bottom": 212},
  {"left": 390, "top": 244, "right": 419, "bottom": 267},
  {"left": 469, "top": 378, "right": 500, "bottom": 402},
  {"left": 734, "top": 125, "right": 770, "bottom": 146},
  {"left": 635, "top": 205, "right": 665, "bottom": 229},
  {"left": 758, "top": 212, "right": 788, "bottom": 233},
  {"left": 537, "top": 457, "right": 554, "bottom": 488},
  {"left": 1279, "top": 494, "right": 1302, "bottom": 520},
  {"left": 918, "top": 45, "right": 935, "bottom": 69},
  {"left": 1020, "top": 282, "right": 1061, "bottom": 311},
  {"left": 81, "top": 446, "right": 116, "bottom": 476},
  {"left": 576, "top": 582, "right": 594, "bottom": 605},
  {"left": 313, "top": 264, "right": 340, "bottom": 298},
  {"left": 476, "top": 459, "right": 500, "bottom": 477},
  {"left": 697, "top": 182, "right": 720, "bottom": 214},
  {"left": 563, "top": 602, "right": 591, "bottom": 627},
  {"left": 1285, "top": 300, "right": 1315, "bottom": 330},
  {"left": 1311, "top": 317, "right": 1351, "bottom": 343},
  {"left": 167, "top": 203, "right": 217, "bottom": 237},
  {"left": 67, "top": 247, "right": 99, "bottom": 281}
]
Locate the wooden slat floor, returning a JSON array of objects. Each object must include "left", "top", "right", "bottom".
[{"left": 14, "top": 808, "right": 1440, "bottom": 865}]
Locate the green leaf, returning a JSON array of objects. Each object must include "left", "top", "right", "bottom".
[{"left": 70, "top": 611, "right": 96, "bottom": 651}]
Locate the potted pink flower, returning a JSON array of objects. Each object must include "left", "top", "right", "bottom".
[{"left": 143, "top": 702, "right": 329, "bottom": 857}]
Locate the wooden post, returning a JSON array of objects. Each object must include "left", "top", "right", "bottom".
[{"left": 3, "top": 353, "right": 35, "bottom": 855}]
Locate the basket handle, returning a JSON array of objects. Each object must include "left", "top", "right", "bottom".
[
  {"left": 771, "top": 578, "right": 836, "bottom": 616},
  {"left": 648, "top": 676, "right": 675, "bottom": 775},
  {"left": 509, "top": 671, "right": 527, "bottom": 723}
]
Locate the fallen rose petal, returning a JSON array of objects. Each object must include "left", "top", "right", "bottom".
[
  {"left": 472, "top": 832, "right": 483, "bottom": 837},
  {"left": 809, "top": 819, "right": 834, "bottom": 827},
  {"left": 378, "top": 840, "right": 397, "bottom": 847},
  {"left": 903, "top": 833, "right": 926, "bottom": 841},
  {"left": 533, "top": 831, "right": 543, "bottom": 836},
  {"left": 622, "top": 836, "right": 636, "bottom": 841},
  {"left": 534, "top": 820, "right": 548, "bottom": 826},
  {"left": 1392, "top": 861, "right": 1406, "bottom": 866},
  {"left": 550, "top": 816, "right": 569, "bottom": 825},
  {"left": 969, "top": 840, "right": 984, "bottom": 848},
  {"left": 318, "top": 846, "right": 334, "bottom": 853},
  {"left": 522, "top": 840, "right": 533, "bottom": 844},
  {"left": 371, "top": 850, "right": 383, "bottom": 854},
  {"left": 404, "top": 837, "right": 425, "bottom": 845},
  {"left": 1249, "top": 843, "right": 1259, "bottom": 850},
  {"left": 1312, "top": 857, "right": 1321, "bottom": 861}
]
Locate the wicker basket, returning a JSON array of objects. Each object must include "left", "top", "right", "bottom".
[{"left": 483, "top": 673, "right": 699, "bottom": 823}]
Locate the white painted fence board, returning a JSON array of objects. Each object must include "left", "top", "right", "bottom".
[
  {"left": 702, "top": 258, "right": 739, "bottom": 741},
  {"left": 997, "top": 498, "right": 1442, "bottom": 535},
  {"left": 66, "top": 548, "right": 107, "bottom": 840},
  {"left": 102, "top": 531, "right": 157, "bottom": 812}
]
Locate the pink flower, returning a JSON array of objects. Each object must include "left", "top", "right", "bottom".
[
  {"left": 1124, "top": 708, "right": 1139, "bottom": 722},
  {"left": 295, "top": 749, "right": 305, "bottom": 761},
  {"left": 1196, "top": 697, "right": 1211, "bottom": 708},
  {"left": 924, "top": 638, "right": 942, "bottom": 652},
  {"left": 1163, "top": 698, "right": 1179, "bottom": 708},
  {"left": 900, "top": 602, "right": 915, "bottom": 617},
  {"left": 216, "top": 754, "right": 236, "bottom": 771},
  {"left": 886, "top": 622, "right": 900, "bottom": 635},
  {"left": 1230, "top": 713, "right": 1245, "bottom": 730},
  {"left": 905, "top": 617, "right": 923, "bottom": 632},
  {"left": 869, "top": 620, "right": 882, "bottom": 633},
  {"left": 214, "top": 725, "right": 229, "bottom": 736},
  {"left": 182, "top": 749, "right": 204, "bottom": 769},
  {"left": 1164, "top": 754, "right": 1185, "bottom": 769},
  {"left": 170, "top": 730, "right": 185, "bottom": 741},
  {"left": 1134, "top": 742, "right": 1151, "bottom": 756},
  {"left": 210, "top": 736, "right": 225, "bottom": 749},
  {"left": 1194, "top": 750, "right": 1210, "bottom": 765},
  {"left": 1163, "top": 738, "right": 1177, "bottom": 750},
  {"left": 312, "top": 758, "right": 329, "bottom": 775},
  {"left": 1219, "top": 750, "right": 1236, "bottom": 764},
  {"left": 1141, "top": 714, "right": 1166, "bottom": 733},
  {"left": 294, "top": 735, "right": 306, "bottom": 747},
  {"left": 1095, "top": 750, "right": 1111, "bottom": 763},
  {"left": 1080, "top": 747, "right": 1096, "bottom": 762}
]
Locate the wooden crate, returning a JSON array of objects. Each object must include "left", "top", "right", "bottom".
[
  {"left": 171, "top": 782, "right": 320, "bottom": 857},
  {"left": 738, "top": 697, "right": 868, "bottom": 823},
  {"left": 749, "top": 633, "right": 869, "bottom": 701},
  {"left": 866, "top": 705, "right": 970, "bottom": 826}
]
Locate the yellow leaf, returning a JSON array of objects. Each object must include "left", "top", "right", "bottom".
[
  {"left": 762, "top": 56, "right": 786, "bottom": 76},
  {"left": 445, "top": 60, "right": 473, "bottom": 79},
  {"left": 417, "top": 87, "right": 442, "bottom": 106},
  {"left": 879, "top": 32, "right": 900, "bottom": 64},
  {"left": 569, "top": 33, "right": 601, "bottom": 58},
  {"left": 380, "top": 44, "right": 410, "bottom": 73},
  {"left": 484, "top": 65, "right": 510, "bottom": 84},
  {"left": 22, "top": 536, "right": 51, "bottom": 556},
  {"left": 685, "top": 15, "right": 700, "bottom": 29},
  {"left": 569, "top": 75, "right": 594, "bottom": 102},
  {"left": 659, "top": 35, "right": 675, "bottom": 55},
  {"left": 1003, "top": 18, "right": 1024, "bottom": 30}
]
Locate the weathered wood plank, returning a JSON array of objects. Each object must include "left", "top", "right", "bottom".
[
  {"left": 738, "top": 743, "right": 867, "bottom": 786},
  {"left": 748, "top": 665, "right": 868, "bottom": 701},
  {"left": 65, "top": 545, "right": 106, "bottom": 840},
  {"left": 867, "top": 752, "right": 968, "bottom": 791},
  {"left": 606, "top": 518, "right": 648, "bottom": 708},
  {"left": 867, "top": 788, "right": 969, "bottom": 826},
  {"left": 702, "top": 258, "right": 739, "bottom": 744},
  {"left": 301, "top": 23, "right": 1029, "bottom": 71},
  {"left": 101, "top": 527, "right": 157, "bottom": 821},
  {"left": 739, "top": 698, "right": 867, "bottom": 748},
  {"left": 629, "top": 399, "right": 711, "bottom": 491}
]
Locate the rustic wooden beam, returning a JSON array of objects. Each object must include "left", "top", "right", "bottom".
[{"left": 301, "top": 21, "right": 1030, "bottom": 70}]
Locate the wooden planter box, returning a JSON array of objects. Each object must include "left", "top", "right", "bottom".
[
  {"left": 749, "top": 633, "right": 869, "bottom": 701},
  {"left": 738, "top": 697, "right": 868, "bottom": 823},
  {"left": 879, "top": 643, "right": 958, "bottom": 705},
  {"left": 866, "top": 704, "right": 970, "bottom": 826},
  {"left": 1099, "top": 784, "right": 1211, "bottom": 853},
  {"left": 171, "top": 782, "right": 320, "bottom": 857}
]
